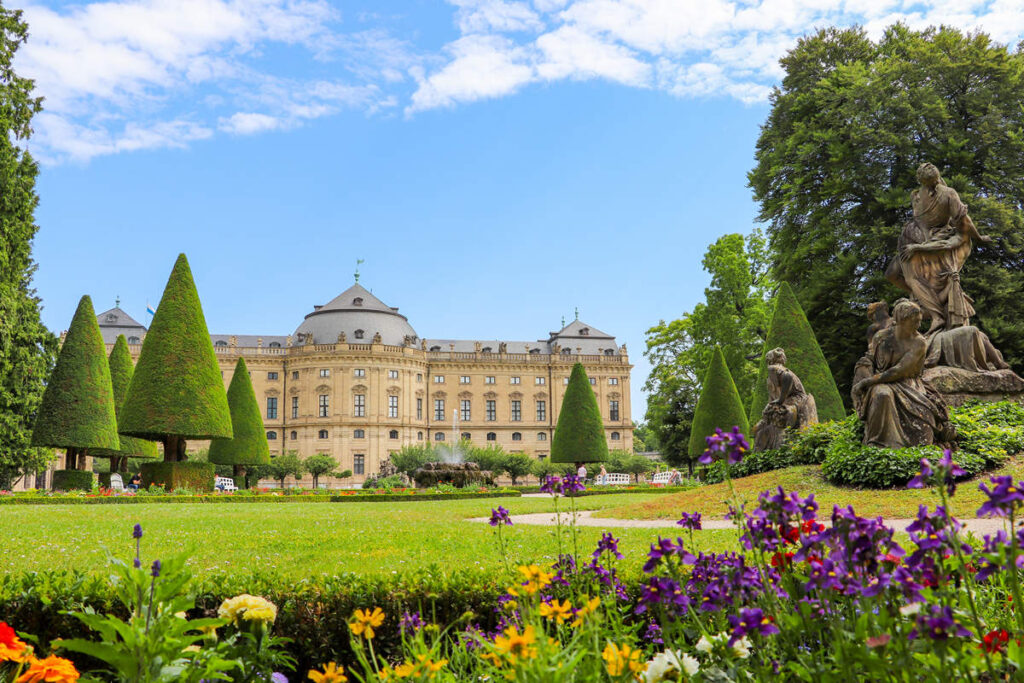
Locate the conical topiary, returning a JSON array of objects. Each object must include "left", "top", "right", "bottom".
[
  {"left": 688, "top": 345, "right": 750, "bottom": 457},
  {"left": 31, "top": 295, "right": 120, "bottom": 470},
  {"left": 550, "top": 363, "right": 609, "bottom": 464},
  {"left": 119, "top": 254, "right": 232, "bottom": 461},
  {"left": 209, "top": 357, "right": 270, "bottom": 478},
  {"left": 91, "top": 335, "right": 159, "bottom": 466},
  {"left": 748, "top": 282, "right": 845, "bottom": 423}
]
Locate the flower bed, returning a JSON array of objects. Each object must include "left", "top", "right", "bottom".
[{"left": 0, "top": 488, "right": 522, "bottom": 505}]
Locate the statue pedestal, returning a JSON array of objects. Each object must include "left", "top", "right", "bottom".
[{"left": 923, "top": 366, "right": 1024, "bottom": 407}]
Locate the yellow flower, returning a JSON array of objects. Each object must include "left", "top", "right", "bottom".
[
  {"left": 602, "top": 642, "right": 646, "bottom": 679},
  {"left": 491, "top": 624, "right": 539, "bottom": 665},
  {"left": 218, "top": 594, "right": 278, "bottom": 626},
  {"left": 515, "top": 565, "right": 553, "bottom": 595},
  {"left": 307, "top": 662, "right": 348, "bottom": 682},
  {"left": 539, "top": 599, "right": 573, "bottom": 625},
  {"left": 16, "top": 655, "right": 80, "bottom": 683},
  {"left": 349, "top": 607, "right": 385, "bottom": 640},
  {"left": 571, "top": 596, "right": 601, "bottom": 628}
]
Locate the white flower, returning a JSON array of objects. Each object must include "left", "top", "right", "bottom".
[
  {"left": 695, "top": 636, "right": 713, "bottom": 653},
  {"left": 643, "top": 650, "right": 687, "bottom": 682},
  {"left": 899, "top": 602, "right": 922, "bottom": 617},
  {"left": 680, "top": 653, "right": 700, "bottom": 676},
  {"left": 732, "top": 636, "right": 751, "bottom": 659}
]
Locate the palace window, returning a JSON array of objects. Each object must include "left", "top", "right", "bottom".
[
  {"left": 430, "top": 345, "right": 441, "bottom": 352},
  {"left": 417, "top": 398, "right": 423, "bottom": 419},
  {"left": 529, "top": 348, "right": 540, "bottom": 354},
  {"left": 486, "top": 400, "right": 496, "bottom": 421},
  {"left": 460, "top": 400, "right": 471, "bottom": 421},
  {"left": 292, "top": 371, "right": 299, "bottom": 380},
  {"left": 537, "top": 432, "right": 547, "bottom": 441},
  {"left": 292, "top": 396, "right": 299, "bottom": 418},
  {"left": 610, "top": 400, "right": 620, "bottom": 422},
  {"left": 460, "top": 376, "right": 471, "bottom": 384},
  {"left": 354, "top": 394, "right": 366, "bottom": 418},
  {"left": 417, "top": 431, "right": 423, "bottom": 441},
  {"left": 353, "top": 297, "right": 363, "bottom": 306},
  {"left": 354, "top": 329, "right": 365, "bottom": 339},
  {"left": 388, "top": 370, "right": 399, "bottom": 379},
  {"left": 416, "top": 373, "right": 423, "bottom": 382},
  {"left": 354, "top": 455, "right": 365, "bottom": 475},
  {"left": 535, "top": 376, "right": 545, "bottom": 385},
  {"left": 510, "top": 376, "right": 520, "bottom": 385},
  {"left": 318, "top": 395, "right": 329, "bottom": 418},
  {"left": 389, "top": 430, "right": 399, "bottom": 439},
  {"left": 561, "top": 348, "right": 571, "bottom": 355},
  {"left": 461, "top": 432, "right": 471, "bottom": 441},
  {"left": 608, "top": 377, "right": 619, "bottom": 385},
  {"left": 215, "top": 340, "right": 228, "bottom": 347},
  {"left": 486, "top": 432, "right": 496, "bottom": 441},
  {"left": 269, "top": 342, "right": 281, "bottom": 348},
  {"left": 318, "top": 429, "right": 328, "bottom": 439},
  {"left": 512, "top": 432, "right": 522, "bottom": 441},
  {"left": 536, "top": 400, "right": 546, "bottom": 421},
  {"left": 481, "top": 346, "right": 492, "bottom": 353},
  {"left": 388, "top": 395, "right": 398, "bottom": 418},
  {"left": 266, "top": 397, "right": 277, "bottom": 419},
  {"left": 589, "top": 378, "right": 596, "bottom": 385},
  {"left": 290, "top": 430, "right": 297, "bottom": 440},
  {"left": 563, "top": 378, "right": 569, "bottom": 385},
  {"left": 434, "top": 399, "right": 445, "bottom": 421},
  {"left": 267, "top": 371, "right": 279, "bottom": 380},
  {"left": 485, "top": 376, "right": 495, "bottom": 384},
  {"left": 354, "top": 368, "right": 366, "bottom": 378},
  {"left": 435, "top": 432, "right": 445, "bottom": 441},
  {"left": 604, "top": 349, "right": 615, "bottom": 356},
  {"left": 433, "top": 375, "right": 445, "bottom": 384},
  {"left": 267, "top": 431, "right": 277, "bottom": 440},
  {"left": 510, "top": 400, "right": 521, "bottom": 422},
  {"left": 128, "top": 336, "right": 140, "bottom": 344},
  {"left": 354, "top": 429, "right": 365, "bottom": 439},
  {"left": 318, "top": 369, "right": 329, "bottom": 378},
  {"left": 611, "top": 432, "right": 621, "bottom": 440}
]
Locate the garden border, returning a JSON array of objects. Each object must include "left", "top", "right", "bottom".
[{"left": 0, "top": 490, "right": 524, "bottom": 505}]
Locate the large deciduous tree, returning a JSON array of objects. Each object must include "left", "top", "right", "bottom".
[
  {"left": 0, "top": 7, "right": 58, "bottom": 490},
  {"left": 644, "top": 231, "right": 772, "bottom": 468},
  {"left": 750, "top": 25, "right": 1024, "bottom": 401}
]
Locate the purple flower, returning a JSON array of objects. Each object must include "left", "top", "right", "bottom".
[
  {"left": 728, "top": 607, "right": 780, "bottom": 643},
  {"left": 698, "top": 427, "right": 749, "bottom": 466},
  {"left": 540, "top": 476, "right": 564, "bottom": 496},
  {"left": 977, "top": 476, "right": 1024, "bottom": 518},
  {"left": 907, "top": 605, "right": 972, "bottom": 641},
  {"left": 562, "top": 474, "right": 586, "bottom": 493},
  {"left": 909, "top": 451, "right": 965, "bottom": 495},
  {"left": 133, "top": 558, "right": 141, "bottom": 569},
  {"left": 906, "top": 459, "right": 932, "bottom": 489},
  {"left": 636, "top": 576, "right": 688, "bottom": 615},
  {"left": 271, "top": 674, "right": 288, "bottom": 683},
  {"left": 132, "top": 523, "right": 143, "bottom": 539},
  {"left": 489, "top": 506, "right": 513, "bottom": 527},
  {"left": 150, "top": 560, "right": 161, "bottom": 578},
  {"left": 677, "top": 512, "right": 702, "bottom": 530},
  {"left": 400, "top": 611, "right": 424, "bottom": 635},
  {"left": 642, "top": 537, "right": 695, "bottom": 573},
  {"left": 594, "top": 532, "right": 624, "bottom": 560},
  {"left": 643, "top": 622, "right": 663, "bottom": 645}
]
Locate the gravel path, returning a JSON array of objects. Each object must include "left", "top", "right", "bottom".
[{"left": 467, "top": 510, "right": 1008, "bottom": 535}]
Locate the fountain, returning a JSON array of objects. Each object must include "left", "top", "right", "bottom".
[{"left": 412, "top": 407, "right": 493, "bottom": 487}]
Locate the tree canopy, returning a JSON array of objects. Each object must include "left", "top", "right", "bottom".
[
  {"left": 91, "top": 335, "right": 159, "bottom": 462},
  {"left": 0, "top": 6, "right": 58, "bottom": 489},
  {"left": 750, "top": 25, "right": 1024, "bottom": 400},
  {"left": 687, "top": 345, "right": 750, "bottom": 457},
  {"left": 550, "top": 363, "right": 608, "bottom": 464},
  {"left": 208, "top": 357, "right": 270, "bottom": 469}
]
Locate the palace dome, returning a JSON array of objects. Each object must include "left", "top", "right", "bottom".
[{"left": 293, "top": 283, "right": 418, "bottom": 346}]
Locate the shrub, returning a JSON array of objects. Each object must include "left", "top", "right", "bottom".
[
  {"left": 208, "top": 356, "right": 271, "bottom": 471},
  {"left": 786, "top": 416, "right": 860, "bottom": 465},
  {"left": 51, "top": 470, "right": 95, "bottom": 492},
  {"left": 688, "top": 345, "right": 749, "bottom": 456},
  {"left": 91, "top": 334, "right": 159, "bottom": 463},
  {"left": 949, "top": 400, "right": 1024, "bottom": 469},
  {"left": 140, "top": 461, "right": 216, "bottom": 492},
  {"left": 550, "top": 363, "right": 608, "bottom": 464},
  {"left": 362, "top": 474, "right": 405, "bottom": 490}
]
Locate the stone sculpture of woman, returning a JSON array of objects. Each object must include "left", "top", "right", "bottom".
[
  {"left": 752, "top": 348, "right": 818, "bottom": 451},
  {"left": 852, "top": 299, "right": 955, "bottom": 448}
]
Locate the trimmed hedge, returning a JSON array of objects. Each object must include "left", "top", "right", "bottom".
[
  {"left": 51, "top": 470, "right": 95, "bottom": 492},
  {"left": 140, "top": 461, "right": 216, "bottom": 492},
  {"left": 31, "top": 295, "right": 120, "bottom": 452},
  {"left": 688, "top": 345, "right": 750, "bottom": 456},
  {"left": 208, "top": 357, "right": 270, "bottom": 467},
  {"left": 0, "top": 490, "right": 525, "bottom": 505},
  {"left": 92, "top": 335, "right": 159, "bottom": 461},
  {"left": 119, "top": 254, "right": 232, "bottom": 444},
  {"left": 551, "top": 363, "right": 609, "bottom": 464},
  {"left": 749, "top": 282, "right": 845, "bottom": 423}
]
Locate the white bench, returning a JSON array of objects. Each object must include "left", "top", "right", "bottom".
[
  {"left": 651, "top": 472, "right": 673, "bottom": 485},
  {"left": 109, "top": 473, "right": 124, "bottom": 491},
  {"left": 215, "top": 476, "right": 238, "bottom": 492},
  {"left": 595, "top": 473, "right": 631, "bottom": 485}
]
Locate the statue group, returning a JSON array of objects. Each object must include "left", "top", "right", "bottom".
[{"left": 753, "top": 163, "right": 1023, "bottom": 452}]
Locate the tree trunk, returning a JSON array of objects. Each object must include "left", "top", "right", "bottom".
[
  {"left": 64, "top": 447, "right": 78, "bottom": 470},
  {"left": 312, "top": 473, "right": 319, "bottom": 489},
  {"left": 164, "top": 436, "right": 187, "bottom": 462},
  {"left": 233, "top": 464, "right": 246, "bottom": 480}
]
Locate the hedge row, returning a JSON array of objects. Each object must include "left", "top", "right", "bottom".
[
  {"left": 509, "top": 485, "right": 699, "bottom": 496},
  {"left": 50, "top": 470, "right": 95, "bottom": 492},
  {"left": 0, "top": 490, "right": 524, "bottom": 505}
]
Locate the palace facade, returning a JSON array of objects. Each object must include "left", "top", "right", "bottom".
[{"left": 95, "top": 282, "right": 633, "bottom": 486}]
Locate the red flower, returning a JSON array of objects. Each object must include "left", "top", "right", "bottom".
[
  {"left": 884, "top": 553, "right": 903, "bottom": 566},
  {"left": 980, "top": 629, "right": 1010, "bottom": 654},
  {"left": 771, "top": 552, "right": 795, "bottom": 568}
]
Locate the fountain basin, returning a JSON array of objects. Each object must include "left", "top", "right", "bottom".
[{"left": 413, "top": 462, "right": 492, "bottom": 488}]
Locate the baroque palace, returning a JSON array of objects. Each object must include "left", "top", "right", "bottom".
[{"left": 94, "top": 281, "right": 633, "bottom": 485}]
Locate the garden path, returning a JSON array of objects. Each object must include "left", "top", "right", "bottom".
[{"left": 468, "top": 509, "right": 1008, "bottom": 535}]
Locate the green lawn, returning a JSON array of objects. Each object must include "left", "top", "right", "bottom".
[
  {"left": 597, "top": 457, "right": 1024, "bottom": 521},
  {"left": 0, "top": 493, "right": 734, "bottom": 580}
]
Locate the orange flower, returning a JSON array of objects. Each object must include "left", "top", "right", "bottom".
[
  {"left": 349, "top": 607, "right": 385, "bottom": 640},
  {"left": 16, "top": 655, "right": 80, "bottom": 683},
  {"left": 307, "top": 662, "right": 347, "bottom": 682},
  {"left": 0, "top": 622, "right": 32, "bottom": 663}
]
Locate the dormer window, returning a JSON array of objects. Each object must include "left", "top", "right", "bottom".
[
  {"left": 580, "top": 328, "right": 590, "bottom": 336},
  {"left": 353, "top": 297, "right": 363, "bottom": 306},
  {"left": 561, "top": 348, "right": 571, "bottom": 355},
  {"left": 106, "top": 314, "right": 117, "bottom": 323},
  {"left": 604, "top": 349, "right": 615, "bottom": 356},
  {"left": 354, "top": 329, "right": 365, "bottom": 339},
  {"left": 269, "top": 342, "right": 281, "bottom": 348},
  {"left": 215, "top": 340, "right": 228, "bottom": 347},
  {"left": 481, "top": 346, "right": 492, "bottom": 353},
  {"left": 128, "top": 336, "right": 140, "bottom": 344},
  {"left": 430, "top": 345, "right": 441, "bottom": 352},
  {"left": 529, "top": 348, "right": 540, "bottom": 354}
]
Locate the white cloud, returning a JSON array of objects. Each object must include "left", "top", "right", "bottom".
[
  {"left": 451, "top": 0, "right": 545, "bottom": 33},
  {"left": 536, "top": 24, "right": 651, "bottom": 84},
  {"left": 219, "top": 112, "right": 282, "bottom": 135}
]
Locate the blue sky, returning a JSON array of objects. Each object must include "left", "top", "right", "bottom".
[{"left": 21, "top": 0, "right": 1024, "bottom": 421}]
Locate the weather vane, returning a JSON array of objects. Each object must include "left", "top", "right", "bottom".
[
  {"left": 355, "top": 259, "right": 364, "bottom": 283},
  {"left": 115, "top": 295, "right": 120, "bottom": 308},
  {"left": 574, "top": 306, "right": 579, "bottom": 320}
]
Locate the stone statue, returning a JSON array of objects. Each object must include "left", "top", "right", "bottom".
[
  {"left": 865, "top": 302, "right": 892, "bottom": 353},
  {"left": 752, "top": 348, "right": 818, "bottom": 451},
  {"left": 498, "top": 342, "right": 507, "bottom": 354},
  {"left": 337, "top": 331, "right": 346, "bottom": 343},
  {"left": 372, "top": 332, "right": 382, "bottom": 344},
  {"left": 852, "top": 300, "right": 955, "bottom": 449}
]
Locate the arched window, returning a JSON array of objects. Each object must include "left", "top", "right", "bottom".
[
  {"left": 580, "top": 327, "right": 590, "bottom": 336},
  {"left": 537, "top": 432, "right": 547, "bottom": 441},
  {"left": 481, "top": 346, "right": 492, "bottom": 353},
  {"left": 267, "top": 431, "right": 277, "bottom": 440},
  {"left": 354, "top": 429, "right": 365, "bottom": 439},
  {"left": 561, "top": 348, "right": 571, "bottom": 355},
  {"left": 512, "top": 432, "right": 522, "bottom": 441},
  {"left": 610, "top": 432, "right": 621, "bottom": 441},
  {"left": 354, "top": 329, "right": 365, "bottom": 339},
  {"left": 430, "top": 345, "right": 441, "bottom": 352},
  {"left": 290, "top": 430, "right": 297, "bottom": 440},
  {"left": 353, "top": 297, "right": 363, "bottom": 306},
  {"left": 417, "top": 431, "right": 424, "bottom": 441},
  {"left": 215, "top": 340, "right": 228, "bottom": 347},
  {"left": 434, "top": 432, "right": 445, "bottom": 441},
  {"left": 269, "top": 342, "right": 282, "bottom": 348},
  {"left": 318, "top": 429, "right": 328, "bottom": 439},
  {"left": 127, "top": 336, "right": 140, "bottom": 344},
  {"left": 529, "top": 348, "right": 540, "bottom": 354},
  {"left": 461, "top": 432, "right": 471, "bottom": 441},
  {"left": 389, "top": 429, "right": 399, "bottom": 439},
  {"left": 604, "top": 348, "right": 615, "bottom": 356},
  {"left": 486, "top": 432, "right": 496, "bottom": 441}
]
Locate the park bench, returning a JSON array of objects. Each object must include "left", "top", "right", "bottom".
[
  {"left": 596, "top": 473, "right": 631, "bottom": 485},
  {"left": 109, "top": 473, "right": 124, "bottom": 491},
  {"left": 651, "top": 472, "right": 674, "bottom": 485},
  {"left": 215, "top": 476, "right": 238, "bottom": 492}
]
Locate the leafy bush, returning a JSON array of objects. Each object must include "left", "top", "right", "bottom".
[
  {"left": 362, "top": 474, "right": 406, "bottom": 490},
  {"left": 949, "top": 400, "right": 1024, "bottom": 469},
  {"left": 140, "top": 461, "right": 216, "bottom": 492},
  {"left": 51, "top": 469, "right": 95, "bottom": 492}
]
